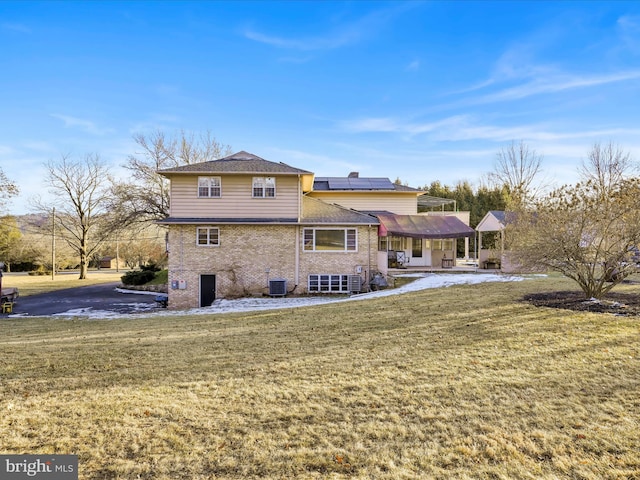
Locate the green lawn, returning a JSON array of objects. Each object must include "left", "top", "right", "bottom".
[{"left": 0, "top": 274, "right": 638, "bottom": 479}]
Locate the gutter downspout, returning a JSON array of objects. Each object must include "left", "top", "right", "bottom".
[
  {"left": 368, "top": 225, "right": 372, "bottom": 290},
  {"left": 295, "top": 174, "right": 301, "bottom": 287}
]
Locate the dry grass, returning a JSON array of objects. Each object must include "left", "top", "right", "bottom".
[
  {"left": 1, "top": 274, "right": 639, "bottom": 479},
  {"left": 2, "top": 271, "right": 125, "bottom": 296}
]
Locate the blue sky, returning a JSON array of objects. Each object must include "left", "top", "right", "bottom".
[{"left": 1, "top": 1, "right": 639, "bottom": 214}]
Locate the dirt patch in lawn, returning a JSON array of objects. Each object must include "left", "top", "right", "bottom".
[{"left": 523, "top": 288, "right": 640, "bottom": 316}]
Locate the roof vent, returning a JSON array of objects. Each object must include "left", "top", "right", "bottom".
[{"left": 348, "top": 171, "right": 359, "bottom": 178}]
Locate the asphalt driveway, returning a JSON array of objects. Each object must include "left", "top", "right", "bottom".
[{"left": 5, "top": 283, "right": 162, "bottom": 317}]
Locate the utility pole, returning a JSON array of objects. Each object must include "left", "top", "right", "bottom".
[{"left": 51, "top": 207, "right": 56, "bottom": 281}]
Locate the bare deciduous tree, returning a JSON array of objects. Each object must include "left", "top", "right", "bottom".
[
  {"left": 0, "top": 167, "right": 19, "bottom": 212},
  {"left": 37, "top": 154, "right": 112, "bottom": 279},
  {"left": 578, "top": 141, "right": 636, "bottom": 201},
  {"left": 488, "top": 140, "right": 545, "bottom": 206},
  {"left": 109, "top": 130, "right": 232, "bottom": 226},
  {"left": 509, "top": 144, "right": 640, "bottom": 299}
]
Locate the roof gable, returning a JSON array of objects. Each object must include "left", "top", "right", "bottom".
[
  {"left": 476, "top": 210, "right": 507, "bottom": 232},
  {"left": 159, "top": 150, "right": 312, "bottom": 175}
]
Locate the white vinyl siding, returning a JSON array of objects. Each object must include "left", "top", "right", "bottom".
[
  {"left": 168, "top": 175, "right": 299, "bottom": 218},
  {"left": 307, "top": 191, "right": 419, "bottom": 215}
]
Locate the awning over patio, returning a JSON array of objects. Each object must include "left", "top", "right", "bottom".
[{"left": 376, "top": 213, "right": 475, "bottom": 239}]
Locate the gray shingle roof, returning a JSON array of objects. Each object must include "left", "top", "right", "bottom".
[
  {"left": 489, "top": 210, "right": 506, "bottom": 224},
  {"left": 158, "top": 151, "right": 313, "bottom": 175},
  {"left": 301, "top": 196, "right": 379, "bottom": 225},
  {"left": 157, "top": 217, "right": 298, "bottom": 225}
]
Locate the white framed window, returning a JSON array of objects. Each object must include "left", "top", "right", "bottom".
[
  {"left": 412, "top": 238, "right": 423, "bottom": 258},
  {"left": 389, "top": 236, "right": 406, "bottom": 251},
  {"left": 197, "top": 227, "right": 220, "bottom": 246},
  {"left": 303, "top": 228, "right": 357, "bottom": 252},
  {"left": 252, "top": 176, "right": 275, "bottom": 198},
  {"left": 198, "top": 176, "right": 221, "bottom": 198},
  {"left": 378, "top": 236, "right": 388, "bottom": 252},
  {"left": 308, "top": 274, "right": 350, "bottom": 293},
  {"left": 432, "top": 239, "right": 453, "bottom": 250}
]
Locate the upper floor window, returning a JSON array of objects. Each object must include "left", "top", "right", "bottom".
[
  {"left": 198, "top": 176, "right": 221, "bottom": 198},
  {"left": 303, "top": 228, "right": 357, "bottom": 252},
  {"left": 253, "top": 177, "right": 275, "bottom": 198},
  {"left": 197, "top": 227, "right": 220, "bottom": 246}
]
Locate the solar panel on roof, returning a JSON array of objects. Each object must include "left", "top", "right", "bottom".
[
  {"left": 327, "top": 178, "right": 351, "bottom": 189},
  {"left": 350, "top": 178, "right": 371, "bottom": 189},
  {"left": 370, "top": 178, "right": 394, "bottom": 189},
  {"left": 325, "top": 177, "right": 395, "bottom": 190}
]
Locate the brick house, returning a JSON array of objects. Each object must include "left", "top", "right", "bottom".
[{"left": 158, "top": 151, "right": 473, "bottom": 309}]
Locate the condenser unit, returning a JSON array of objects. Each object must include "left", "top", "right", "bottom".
[
  {"left": 348, "top": 275, "right": 362, "bottom": 293},
  {"left": 269, "top": 279, "right": 287, "bottom": 297}
]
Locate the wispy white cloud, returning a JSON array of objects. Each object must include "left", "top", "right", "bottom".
[
  {"left": 127, "top": 114, "right": 181, "bottom": 135},
  {"left": 617, "top": 14, "right": 640, "bottom": 53},
  {"left": 1, "top": 22, "right": 31, "bottom": 34},
  {"left": 277, "top": 55, "right": 313, "bottom": 64},
  {"left": 340, "top": 112, "right": 640, "bottom": 145},
  {"left": 21, "top": 141, "right": 57, "bottom": 153},
  {"left": 269, "top": 147, "right": 360, "bottom": 174},
  {"left": 243, "top": 3, "right": 415, "bottom": 51},
  {"left": 341, "top": 115, "right": 469, "bottom": 135},
  {"left": 0, "top": 145, "right": 15, "bottom": 156},
  {"left": 154, "top": 84, "right": 180, "bottom": 96},
  {"left": 475, "top": 70, "right": 640, "bottom": 104},
  {"left": 244, "top": 21, "right": 369, "bottom": 50},
  {"left": 406, "top": 59, "right": 420, "bottom": 71},
  {"left": 50, "top": 114, "right": 114, "bottom": 135},
  {"left": 450, "top": 21, "right": 640, "bottom": 106}
]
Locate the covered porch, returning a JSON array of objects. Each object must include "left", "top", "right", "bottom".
[{"left": 375, "top": 213, "right": 475, "bottom": 273}]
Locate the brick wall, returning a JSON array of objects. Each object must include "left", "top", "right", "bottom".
[
  {"left": 298, "top": 225, "right": 378, "bottom": 288},
  {"left": 166, "top": 224, "right": 379, "bottom": 309}
]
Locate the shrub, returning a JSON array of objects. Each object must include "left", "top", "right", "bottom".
[
  {"left": 140, "top": 263, "right": 161, "bottom": 273},
  {"left": 121, "top": 269, "right": 156, "bottom": 286}
]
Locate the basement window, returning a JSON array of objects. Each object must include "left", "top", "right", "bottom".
[{"left": 308, "top": 274, "right": 350, "bottom": 293}]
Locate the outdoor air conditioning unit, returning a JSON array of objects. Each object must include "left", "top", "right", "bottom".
[
  {"left": 348, "top": 275, "right": 362, "bottom": 293},
  {"left": 269, "top": 279, "right": 287, "bottom": 297}
]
